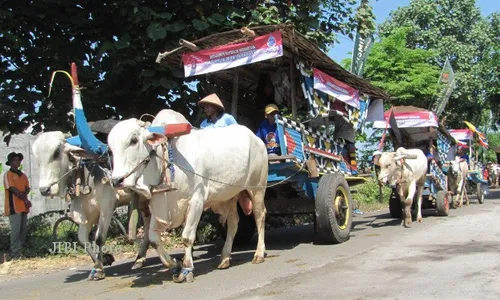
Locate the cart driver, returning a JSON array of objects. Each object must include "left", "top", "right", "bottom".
[
  {"left": 198, "top": 94, "right": 237, "bottom": 129},
  {"left": 457, "top": 147, "right": 470, "bottom": 166},
  {"left": 256, "top": 104, "right": 281, "bottom": 156}
]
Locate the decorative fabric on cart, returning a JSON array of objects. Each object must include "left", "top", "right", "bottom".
[{"left": 437, "top": 132, "right": 451, "bottom": 162}]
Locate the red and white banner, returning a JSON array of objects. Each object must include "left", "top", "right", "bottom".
[
  {"left": 312, "top": 68, "right": 360, "bottom": 109},
  {"left": 373, "top": 110, "right": 439, "bottom": 128},
  {"left": 182, "top": 31, "right": 283, "bottom": 77},
  {"left": 449, "top": 129, "right": 473, "bottom": 141}
]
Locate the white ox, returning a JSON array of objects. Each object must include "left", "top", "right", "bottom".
[
  {"left": 447, "top": 158, "right": 469, "bottom": 207},
  {"left": 107, "top": 114, "right": 268, "bottom": 283},
  {"left": 374, "top": 147, "right": 428, "bottom": 227},
  {"left": 32, "top": 132, "right": 153, "bottom": 280},
  {"left": 31, "top": 110, "right": 189, "bottom": 280}
]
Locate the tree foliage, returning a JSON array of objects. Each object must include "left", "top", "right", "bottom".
[
  {"left": 352, "top": 27, "right": 442, "bottom": 107},
  {"left": 0, "top": 0, "right": 360, "bottom": 143},
  {"left": 380, "top": 0, "right": 500, "bottom": 128}
]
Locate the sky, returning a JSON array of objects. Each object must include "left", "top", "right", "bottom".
[{"left": 327, "top": 0, "right": 500, "bottom": 63}]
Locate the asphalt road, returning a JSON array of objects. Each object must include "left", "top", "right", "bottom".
[{"left": 1, "top": 190, "right": 500, "bottom": 300}]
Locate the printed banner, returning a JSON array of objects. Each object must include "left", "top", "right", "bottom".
[
  {"left": 312, "top": 68, "right": 360, "bottom": 109},
  {"left": 449, "top": 129, "right": 473, "bottom": 141},
  {"left": 373, "top": 110, "right": 439, "bottom": 129},
  {"left": 182, "top": 31, "right": 283, "bottom": 77}
]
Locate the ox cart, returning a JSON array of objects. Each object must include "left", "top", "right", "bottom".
[
  {"left": 449, "top": 128, "right": 488, "bottom": 203},
  {"left": 373, "top": 106, "right": 458, "bottom": 218},
  {"left": 155, "top": 25, "right": 390, "bottom": 243}
]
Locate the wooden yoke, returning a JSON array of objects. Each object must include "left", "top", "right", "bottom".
[{"left": 151, "top": 123, "right": 192, "bottom": 194}]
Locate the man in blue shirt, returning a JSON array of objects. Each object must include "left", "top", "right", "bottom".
[
  {"left": 256, "top": 104, "right": 281, "bottom": 156},
  {"left": 198, "top": 94, "right": 237, "bottom": 129}
]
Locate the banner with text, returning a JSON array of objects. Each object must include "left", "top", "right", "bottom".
[
  {"left": 312, "top": 68, "right": 360, "bottom": 109},
  {"left": 182, "top": 31, "right": 283, "bottom": 77}
]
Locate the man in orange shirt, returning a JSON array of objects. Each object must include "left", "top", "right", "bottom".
[{"left": 3, "top": 152, "right": 31, "bottom": 259}]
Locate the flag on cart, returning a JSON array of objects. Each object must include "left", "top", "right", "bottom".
[{"left": 464, "top": 121, "right": 486, "bottom": 139}]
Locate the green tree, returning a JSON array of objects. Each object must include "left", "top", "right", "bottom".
[
  {"left": 380, "top": 0, "right": 500, "bottom": 128},
  {"left": 0, "top": 0, "right": 359, "bottom": 143},
  {"left": 343, "top": 27, "right": 441, "bottom": 107}
]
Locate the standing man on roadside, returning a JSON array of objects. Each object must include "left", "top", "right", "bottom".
[{"left": 3, "top": 152, "right": 31, "bottom": 260}]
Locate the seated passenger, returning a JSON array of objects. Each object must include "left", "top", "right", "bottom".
[
  {"left": 256, "top": 104, "right": 281, "bottom": 156},
  {"left": 458, "top": 147, "right": 470, "bottom": 166},
  {"left": 198, "top": 94, "right": 237, "bottom": 129}
]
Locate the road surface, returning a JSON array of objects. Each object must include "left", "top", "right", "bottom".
[{"left": 1, "top": 190, "right": 500, "bottom": 300}]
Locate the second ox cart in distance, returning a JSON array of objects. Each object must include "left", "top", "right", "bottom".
[
  {"left": 373, "top": 106, "right": 459, "bottom": 218},
  {"left": 155, "top": 25, "right": 391, "bottom": 244},
  {"left": 449, "top": 127, "right": 489, "bottom": 203}
]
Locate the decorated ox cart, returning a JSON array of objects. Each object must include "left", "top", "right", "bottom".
[
  {"left": 373, "top": 106, "right": 457, "bottom": 217},
  {"left": 155, "top": 24, "right": 390, "bottom": 243},
  {"left": 449, "top": 128, "right": 489, "bottom": 203}
]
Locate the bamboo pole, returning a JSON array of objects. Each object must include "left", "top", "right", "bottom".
[
  {"left": 289, "top": 57, "right": 297, "bottom": 119},
  {"left": 231, "top": 68, "right": 239, "bottom": 120}
]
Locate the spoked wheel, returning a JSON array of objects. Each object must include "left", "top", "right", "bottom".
[
  {"left": 477, "top": 184, "right": 485, "bottom": 204},
  {"left": 52, "top": 216, "right": 80, "bottom": 244},
  {"left": 389, "top": 189, "right": 402, "bottom": 218},
  {"left": 315, "top": 173, "right": 353, "bottom": 244}
]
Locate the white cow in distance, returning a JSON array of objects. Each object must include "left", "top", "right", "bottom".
[
  {"left": 374, "top": 147, "right": 428, "bottom": 227},
  {"left": 107, "top": 113, "right": 268, "bottom": 283},
  {"left": 447, "top": 158, "right": 469, "bottom": 207}
]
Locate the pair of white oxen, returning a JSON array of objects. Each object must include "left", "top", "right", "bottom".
[
  {"left": 373, "top": 147, "right": 469, "bottom": 228},
  {"left": 32, "top": 109, "right": 268, "bottom": 282}
]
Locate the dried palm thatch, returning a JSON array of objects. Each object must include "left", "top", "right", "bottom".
[{"left": 156, "top": 24, "right": 390, "bottom": 101}]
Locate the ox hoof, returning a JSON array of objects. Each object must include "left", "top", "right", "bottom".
[
  {"left": 252, "top": 255, "right": 265, "bottom": 264},
  {"left": 103, "top": 253, "right": 115, "bottom": 266},
  {"left": 131, "top": 258, "right": 146, "bottom": 270},
  {"left": 88, "top": 268, "right": 105, "bottom": 281},
  {"left": 172, "top": 268, "right": 194, "bottom": 283},
  {"left": 417, "top": 217, "right": 423, "bottom": 223},
  {"left": 217, "top": 257, "right": 231, "bottom": 269}
]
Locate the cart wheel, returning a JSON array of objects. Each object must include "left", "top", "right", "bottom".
[
  {"left": 315, "top": 173, "right": 352, "bottom": 244},
  {"left": 389, "top": 189, "right": 402, "bottom": 218},
  {"left": 52, "top": 216, "right": 80, "bottom": 244},
  {"left": 436, "top": 191, "right": 450, "bottom": 216},
  {"left": 477, "top": 184, "right": 484, "bottom": 204}
]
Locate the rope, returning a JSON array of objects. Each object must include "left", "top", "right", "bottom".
[
  {"left": 150, "top": 151, "right": 307, "bottom": 189},
  {"left": 46, "top": 165, "right": 79, "bottom": 188}
]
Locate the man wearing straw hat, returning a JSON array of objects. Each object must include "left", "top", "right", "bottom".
[
  {"left": 3, "top": 152, "right": 31, "bottom": 260},
  {"left": 256, "top": 103, "right": 281, "bottom": 156},
  {"left": 198, "top": 93, "right": 237, "bottom": 129}
]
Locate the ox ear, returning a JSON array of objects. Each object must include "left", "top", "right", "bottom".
[
  {"left": 145, "top": 132, "right": 167, "bottom": 147},
  {"left": 64, "top": 144, "right": 95, "bottom": 160}
]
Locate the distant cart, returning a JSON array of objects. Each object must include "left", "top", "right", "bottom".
[
  {"left": 449, "top": 128, "right": 489, "bottom": 203},
  {"left": 155, "top": 25, "right": 391, "bottom": 243},
  {"left": 373, "top": 106, "right": 458, "bottom": 217}
]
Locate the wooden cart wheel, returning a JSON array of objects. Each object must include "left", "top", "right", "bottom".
[
  {"left": 389, "top": 188, "right": 402, "bottom": 218},
  {"left": 315, "top": 173, "right": 352, "bottom": 244},
  {"left": 477, "top": 184, "right": 485, "bottom": 204},
  {"left": 436, "top": 191, "right": 450, "bottom": 216}
]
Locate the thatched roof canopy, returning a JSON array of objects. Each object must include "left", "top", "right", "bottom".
[{"left": 156, "top": 24, "right": 390, "bottom": 101}]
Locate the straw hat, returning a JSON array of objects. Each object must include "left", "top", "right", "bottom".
[
  {"left": 264, "top": 104, "right": 279, "bottom": 116},
  {"left": 198, "top": 94, "right": 225, "bottom": 111}
]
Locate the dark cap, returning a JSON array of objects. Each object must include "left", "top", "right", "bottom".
[{"left": 6, "top": 152, "right": 24, "bottom": 166}]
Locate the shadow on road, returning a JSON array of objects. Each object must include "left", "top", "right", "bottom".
[{"left": 63, "top": 224, "right": 316, "bottom": 286}]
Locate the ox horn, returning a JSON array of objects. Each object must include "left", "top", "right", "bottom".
[{"left": 136, "top": 120, "right": 151, "bottom": 128}]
